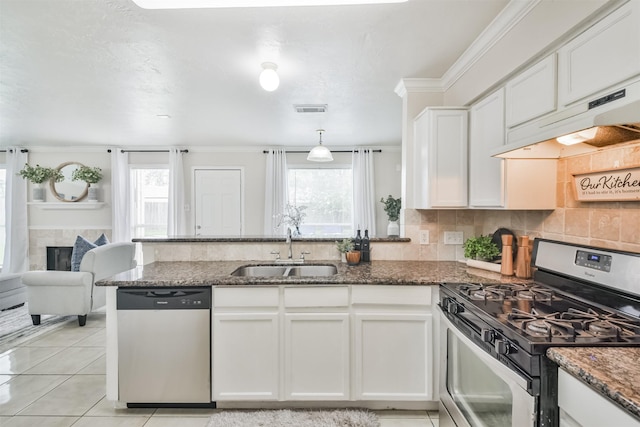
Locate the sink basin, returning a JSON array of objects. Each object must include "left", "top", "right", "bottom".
[{"left": 231, "top": 264, "right": 338, "bottom": 277}]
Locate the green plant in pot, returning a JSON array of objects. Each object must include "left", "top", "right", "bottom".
[
  {"left": 18, "top": 163, "right": 63, "bottom": 202},
  {"left": 72, "top": 166, "right": 103, "bottom": 201},
  {"left": 463, "top": 235, "right": 500, "bottom": 261},
  {"left": 336, "top": 238, "right": 355, "bottom": 263},
  {"left": 380, "top": 195, "right": 401, "bottom": 237}
]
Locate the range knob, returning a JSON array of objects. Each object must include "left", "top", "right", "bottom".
[
  {"left": 495, "top": 339, "right": 514, "bottom": 355},
  {"left": 481, "top": 328, "right": 495, "bottom": 343},
  {"left": 445, "top": 298, "right": 463, "bottom": 314}
]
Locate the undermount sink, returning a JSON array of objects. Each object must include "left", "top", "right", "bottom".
[{"left": 231, "top": 264, "right": 338, "bottom": 277}]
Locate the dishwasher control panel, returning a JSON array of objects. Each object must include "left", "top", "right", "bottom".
[{"left": 117, "top": 287, "right": 211, "bottom": 310}]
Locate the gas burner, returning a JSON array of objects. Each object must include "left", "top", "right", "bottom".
[
  {"left": 514, "top": 286, "right": 555, "bottom": 303},
  {"left": 560, "top": 308, "right": 640, "bottom": 341},
  {"left": 458, "top": 283, "right": 532, "bottom": 302},
  {"left": 507, "top": 308, "right": 576, "bottom": 339}
]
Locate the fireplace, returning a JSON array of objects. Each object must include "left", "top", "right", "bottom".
[{"left": 46, "top": 246, "right": 73, "bottom": 271}]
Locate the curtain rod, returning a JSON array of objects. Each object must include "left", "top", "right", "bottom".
[
  {"left": 263, "top": 149, "right": 382, "bottom": 154},
  {"left": 0, "top": 149, "right": 29, "bottom": 153},
  {"left": 107, "top": 149, "right": 189, "bottom": 153}
]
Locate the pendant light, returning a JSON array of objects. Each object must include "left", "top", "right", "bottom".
[{"left": 307, "top": 129, "right": 333, "bottom": 162}]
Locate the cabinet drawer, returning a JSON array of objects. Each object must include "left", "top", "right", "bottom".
[
  {"left": 284, "top": 286, "right": 349, "bottom": 308},
  {"left": 351, "top": 286, "right": 431, "bottom": 306},
  {"left": 214, "top": 287, "right": 279, "bottom": 307}
]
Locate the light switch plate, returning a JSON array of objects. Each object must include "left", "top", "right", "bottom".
[
  {"left": 444, "top": 231, "right": 463, "bottom": 245},
  {"left": 420, "top": 230, "right": 430, "bottom": 245}
]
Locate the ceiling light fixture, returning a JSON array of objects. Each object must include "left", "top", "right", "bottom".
[
  {"left": 307, "top": 129, "right": 334, "bottom": 162},
  {"left": 556, "top": 127, "right": 599, "bottom": 146},
  {"left": 259, "top": 62, "right": 280, "bottom": 92},
  {"left": 132, "top": 0, "right": 407, "bottom": 9}
]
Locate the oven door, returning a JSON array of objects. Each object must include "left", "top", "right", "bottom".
[{"left": 439, "top": 307, "right": 536, "bottom": 427}]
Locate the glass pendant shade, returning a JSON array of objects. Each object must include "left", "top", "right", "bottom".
[
  {"left": 307, "top": 144, "right": 334, "bottom": 162},
  {"left": 307, "top": 129, "right": 333, "bottom": 162}
]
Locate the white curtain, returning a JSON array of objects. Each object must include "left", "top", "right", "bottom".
[
  {"left": 2, "top": 147, "right": 29, "bottom": 273},
  {"left": 352, "top": 148, "right": 377, "bottom": 237},
  {"left": 168, "top": 148, "right": 187, "bottom": 236},
  {"left": 264, "top": 149, "right": 289, "bottom": 236},
  {"left": 111, "top": 148, "right": 131, "bottom": 243}
]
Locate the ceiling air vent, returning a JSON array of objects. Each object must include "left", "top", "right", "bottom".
[{"left": 294, "top": 104, "right": 328, "bottom": 113}]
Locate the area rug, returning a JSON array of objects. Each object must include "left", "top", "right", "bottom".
[
  {"left": 0, "top": 303, "right": 74, "bottom": 350},
  {"left": 207, "top": 409, "right": 379, "bottom": 427}
]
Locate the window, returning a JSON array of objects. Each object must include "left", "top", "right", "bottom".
[
  {"left": 288, "top": 167, "right": 353, "bottom": 237},
  {"left": 130, "top": 167, "right": 169, "bottom": 238},
  {"left": 0, "top": 168, "right": 5, "bottom": 268}
]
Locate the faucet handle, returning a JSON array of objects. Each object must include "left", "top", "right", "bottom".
[
  {"left": 270, "top": 250, "right": 280, "bottom": 260},
  {"left": 299, "top": 251, "right": 311, "bottom": 261}
]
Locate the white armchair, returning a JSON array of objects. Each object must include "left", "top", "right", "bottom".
[{"left": 22, "top": 242, "right": 137, "bottom": 326}]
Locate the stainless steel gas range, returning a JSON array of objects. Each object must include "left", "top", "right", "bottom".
[{"left": 438, "top": 238, "right": 640, "bottom": 427}]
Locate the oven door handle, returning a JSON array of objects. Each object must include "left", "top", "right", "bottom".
[{"left": 439, "top": 306, "right": 531, "bottom": 392}]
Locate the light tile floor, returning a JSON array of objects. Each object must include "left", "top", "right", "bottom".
[{"left": 0, "top": 311, "right": 439, "bottom": 426}]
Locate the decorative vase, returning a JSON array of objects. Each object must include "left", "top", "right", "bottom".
[
  {"left": 387, "top": 220, "right": 400, "bottom": 237},
  {"left": 341, "top": 253, "right": 347, "bottom": 263},
  {"left": 87, "top": 184, "right": 98, "bottom": 202},
  {"left": 32, "top": 183, "right": 45, "bottom": 202}
]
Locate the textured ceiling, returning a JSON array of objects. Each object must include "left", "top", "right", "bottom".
[{"left": 0, "top": 0, "right": 508, "bottom": 148}]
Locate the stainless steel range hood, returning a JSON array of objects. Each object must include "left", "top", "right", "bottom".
[{"left": 491, "top": 82, "right": 640, "bottom": 159}]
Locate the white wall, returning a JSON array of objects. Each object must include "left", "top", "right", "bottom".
[{"left": 22, "top": 146, "right": 401, "bottom": 238}]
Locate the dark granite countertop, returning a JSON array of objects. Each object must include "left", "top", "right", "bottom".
[
  {"left": 132, "top": 236, "right": 410, "bottom": 243},
  {"left": 97, "top": 260, "right": 532, "bottom": 287},
  {"left": 547, "top": 347, "right": 640, "bottom": 420}
]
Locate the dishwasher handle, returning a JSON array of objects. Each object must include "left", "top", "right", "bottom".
[{"left": 117, "top": 287, "right": 211, "bottom": 310}]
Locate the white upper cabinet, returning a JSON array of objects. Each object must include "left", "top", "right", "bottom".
[
  {"left": 413, "top": 108, "right": 468, "bottom": 209},
  {"left": 470, "top": 88, "right": 557, "bottom": 210},
  {"left": 558, "top": 0, "right": 640, "bottom": 106},
  {"left": 469, "top": 88, "right": 505, "bottom": 207},
  {"left": 505, "top": 54, "right": 557, "bottom": 128}
]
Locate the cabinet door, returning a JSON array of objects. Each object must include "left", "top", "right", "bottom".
[
  {"left": 284, "top": 313, "right": 350, "bottom": 400},
  {"left": 212, "top": 312, "right": 279, "bottom": 400},
  {"left": 469, "top": 88, "right": 505, "bottom": 207},
  {"left": 354, "top": 313, "right": 432, "bottom": 400},
  {"left": 414, "top": 108, "right": 468, "bottom": 208},
  {"left": 558, "top": 369, "right": 639, "bottom": 427},
  {"left": 558, "top": 1, "right": 640, "bottom": 106},
  {"left": 505, "top": 54, "right": 556, "bottom": 127}
]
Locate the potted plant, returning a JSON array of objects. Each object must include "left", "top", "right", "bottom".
[
  {"left": 380, "top": 195, "right": 401, "bottom": 237},
  {"left": 463, "top": 235, "right": 500, "bottom": 261},
  {"left": 336, "top": 238, "right": 354, "bottom": 263},
  {"left": 18, "top": 163, "right": 62, "bottom": 202},
  {"left": 72, "top": 166, "right": 103, "bottom": 201}
]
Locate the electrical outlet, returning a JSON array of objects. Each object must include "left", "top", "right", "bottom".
[
  {"left": 420, "top": 230, "right": 430, "bottom": 245},
  {"left": 444, "top": 231, "right": 464, "bottom": 245}
]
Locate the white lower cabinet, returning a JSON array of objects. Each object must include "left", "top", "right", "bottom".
[
  {"left": 354, "top": 313, "right": 432, "bottom": 400},
  {"left": 212, "top": 312, "right": 280, "bottom": 400},
  {"left": 284, "top": 313, "right": 350, "bottom": 400},
  {"left": 212, "top": 285, "right": 436, "bottom": 403},
  {"left": 212, "top": 287, "right": 280, "bottom": 401},
  {"left": 558, "top": 368, "right": 640, "bottom": 427},
  {"left": 352, "top": 285, "right": 434, "bottom": 401}
]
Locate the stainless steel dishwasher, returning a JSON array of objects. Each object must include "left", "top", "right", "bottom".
[{"left": 117, "top": 287, "right": 212, "bottom": 406}]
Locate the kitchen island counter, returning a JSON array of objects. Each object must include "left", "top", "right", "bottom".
[
  {"left": 97, "top": 260, "right": 532, "bottom": 287},
  {"left": 547, "top": 347, "right": 640, "bottom": 421}
]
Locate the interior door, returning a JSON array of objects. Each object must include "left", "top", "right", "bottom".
[{"left": 194, "top": 168, "right": 242, "bottom": 235}]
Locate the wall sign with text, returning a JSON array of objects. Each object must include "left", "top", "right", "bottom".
[{"left": 573, "top": 167, "right": 640, "bottom": 201}]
